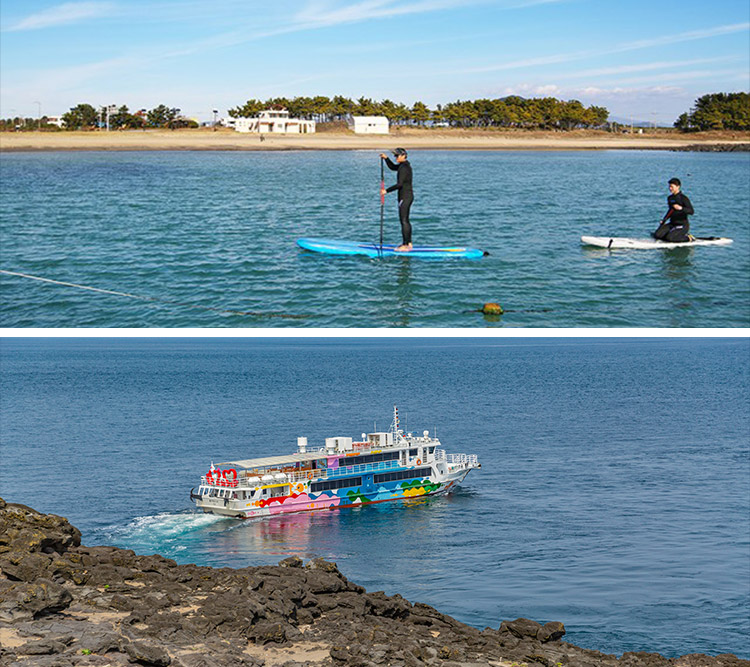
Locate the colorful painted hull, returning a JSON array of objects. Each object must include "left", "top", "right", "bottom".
[{"left": 195, "top": 468, "right": 470, "bottom": 519}]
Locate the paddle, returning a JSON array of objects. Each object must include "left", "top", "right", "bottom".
[{"left": 379, "top": 156, "right": 385, "bottom": 258}]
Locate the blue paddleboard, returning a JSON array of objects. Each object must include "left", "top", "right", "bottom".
[{"left": 297, "top": 238, "right": 488, "bottom": 259}]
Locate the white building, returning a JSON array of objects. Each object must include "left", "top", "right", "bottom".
[
  {"left": 228, "top": 109, "right": 315, "bottom": 134},
  {"left": 349, "top": 116, "right": 389, "bottom": 134}
]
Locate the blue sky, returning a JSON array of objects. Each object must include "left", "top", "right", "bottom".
[{"left": 1, "top": 0, "right": 748, "bottom": 124}]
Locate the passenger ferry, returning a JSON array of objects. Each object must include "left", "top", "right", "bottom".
[{"left": 190, "top": 407, "right": 481, "bottom": 519}]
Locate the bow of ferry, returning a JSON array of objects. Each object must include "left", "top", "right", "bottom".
[{"left": 191, "top": 408, "right": 481, "bottom": 519}]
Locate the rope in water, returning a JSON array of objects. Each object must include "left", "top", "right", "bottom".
[{"left": 0, "top": 270, "right": 308, "bottom": 320}]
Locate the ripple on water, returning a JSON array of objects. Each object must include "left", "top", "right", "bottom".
[{"left": 1, "top": 150, "right": 748, "bottom": 326}]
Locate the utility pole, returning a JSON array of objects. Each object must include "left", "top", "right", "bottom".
[
  {"left": 34, "top": 101, "right": 41, "bottom": 130},
  {"left": 213, "top": 108, "right": 218, "bottom": 131},
  {"left": 105, "top": 104, "right": 117, "bottom": 131}
]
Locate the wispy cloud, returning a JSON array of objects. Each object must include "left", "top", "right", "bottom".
[
  {"left": 132, "top": 0, "right": 492, "bottom": 62},
  {"left": 613, "top": 22, "right": 750, "bottom": 52},
  {"left": 595, "top": 68, "right": 747, "bottom": 87},
  {"left": 503, "top": 82, "right": 687, "bottom": 97},
  {"left": 459, "top": 22, "right": 750, "bottom": 74},
  {"left": 289, "top": 0, "right": 564, "bottom": 30},
  {"left": 293, "top": 0, "right": 484, "bottom": 27},
  {"left": 5, "top": 2, "right": 116, "bottom": 32},
  {"left": 561, "top": 56, "right": 737, "bottom": 80}
]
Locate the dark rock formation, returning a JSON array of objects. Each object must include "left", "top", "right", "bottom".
[
  {"left": 0, "top": 498, "right": 747, "bottom": 667},
  {"left": 671, "top": 143, "right": 750, "bottom": 152}
]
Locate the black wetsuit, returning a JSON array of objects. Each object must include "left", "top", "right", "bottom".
[
  {"left": 384, "top": 158, "right": 413, "bottom": 245},
  {"left": 654, "top": 191, "right": 694, "bottom": 242}
]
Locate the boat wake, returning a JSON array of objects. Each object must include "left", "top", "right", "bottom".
[{"left": 91, "top": 509, "right": 235, "bottom": 557}]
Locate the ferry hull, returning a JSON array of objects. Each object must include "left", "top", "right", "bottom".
[{"left": 195, "top": 469, "right": 470, "bottom": 519}]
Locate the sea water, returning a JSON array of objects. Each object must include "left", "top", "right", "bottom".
[
  {"left": 1, "top": 337, "right": 748, "bottom": 658},
  {"left": 1, "top": 150, "right": 748, "bottom": 327}
]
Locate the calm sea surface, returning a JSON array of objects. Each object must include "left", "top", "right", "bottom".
[
  {"left": 1, "top": 337, "right": 748, "bottom": 658},
  {"left": 1, "top": 150, "right": 748, "bottom": 327}
]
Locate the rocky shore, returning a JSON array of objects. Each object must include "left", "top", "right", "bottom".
[
  {"left": 0, "top": 499, "right": 746, "bottom": 667},
  {"left": 670, "top": 143, "right": 750, "bottom": 152}
]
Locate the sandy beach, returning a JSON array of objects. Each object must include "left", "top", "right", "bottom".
[{"left": 2, "top": 128, "right": 748, "bottom": 152}]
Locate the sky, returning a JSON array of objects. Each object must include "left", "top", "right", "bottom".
[{"left": 1, "top": 0, "right": 748, "bottom": 124}]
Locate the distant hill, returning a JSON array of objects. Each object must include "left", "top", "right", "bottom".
[{"left": 609, "top": 115, "right": 661, "bottom": 128}]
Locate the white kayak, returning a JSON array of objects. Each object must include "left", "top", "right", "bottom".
[{"left": 581, "top": 235, "right": 733, "bottom": 250}]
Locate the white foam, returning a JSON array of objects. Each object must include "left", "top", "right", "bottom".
[{"left": 100, "top": 510, "right": 224, "bottom": 543}]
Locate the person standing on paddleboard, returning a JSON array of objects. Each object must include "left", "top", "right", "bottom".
[
  {"left": 653, "top": 178, "right": 694, "bottom": 243},
  {"left": 380, "top": 148, "right": 413, "bottom": 251}
]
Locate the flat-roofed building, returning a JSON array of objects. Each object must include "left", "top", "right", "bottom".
[
  {"left": 349, "top": 115, "right": 389, "bottom": 134},
  {"left": 228, "top": 109, "right": 315, "bottom": 134}
]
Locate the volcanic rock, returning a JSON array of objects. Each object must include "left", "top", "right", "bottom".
[{"left": 0, "top": 498, "right": 747, "bottom": 667}]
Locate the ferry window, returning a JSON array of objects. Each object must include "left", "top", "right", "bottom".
[
  {"left": 338, "top": 451, "right": 399, "bottom": 467},
  {"left": 428, "top": 447, "right": 435, "bottom": 454},
  {"left": 310, "top": 476, "right": 363, "bottom": 493},
  {"left": 409, "top": 449, "right": 418, "bottom": 456},
  {"left": 374, "top": 467, "right": 431, "bottom": 484}
]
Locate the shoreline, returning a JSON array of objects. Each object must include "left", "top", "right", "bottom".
[
  {"left": 2, "top": 129, "right": 749, "bottom": 152},
  {"left": 1, "top": 498, "right": 746, "bottom": 667}
]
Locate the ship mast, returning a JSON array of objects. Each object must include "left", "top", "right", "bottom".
[{"left": 390, "top": 405, "right": 407, "bottom": 444}]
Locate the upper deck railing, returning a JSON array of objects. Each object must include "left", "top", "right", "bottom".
[
  {"left": 434, "top": 449, "right": 479, "bottom": 467},
  {"left": 200, "top": 458, "right": 405, "bottom": 488},
  {"left": 329, "top": 459, "right": 401, "bottom": 478}
]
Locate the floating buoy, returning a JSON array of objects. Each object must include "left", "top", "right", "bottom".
[{"left": 481, "top": 303, "right": 503, "bottom": 315}]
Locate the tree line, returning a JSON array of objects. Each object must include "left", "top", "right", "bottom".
[
  {"left": 0, "top": 117, "right": 48, "bottom": 131},
  {"left": 0, "top": 104, "right": 200, "bottom": 131},
  {"left": 4, "top": 92, "right": 747, "bottom": 132},
  {"left": 674, "top": 93, "right": 750, "bottom": 131},
  {"left": 62, "top": 104, "right": 199, "bottom": 130},
  {"left": 229, "top": 96, "right": 610, "bottom": 129}
]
